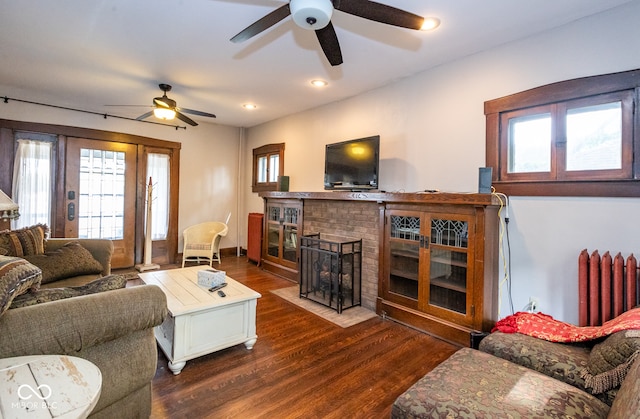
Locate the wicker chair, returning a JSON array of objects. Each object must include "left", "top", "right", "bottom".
[{"left": 181, "top": 222, "right": 229, "bottom": 268}]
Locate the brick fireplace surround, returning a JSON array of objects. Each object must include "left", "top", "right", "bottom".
[
  {"left": 261, "top": 191, "right": 411, "bottom": 311},
  {"left": 303, "top": 199, "right": 381, "bottom": 310}
]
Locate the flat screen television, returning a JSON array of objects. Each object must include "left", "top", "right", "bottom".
[{"left": 324, "top": 135, "right": 380, "bottom": 190}]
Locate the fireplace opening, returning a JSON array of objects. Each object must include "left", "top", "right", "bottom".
[{"left": 299, "top": 234, "right": 362, "bottom": 314}]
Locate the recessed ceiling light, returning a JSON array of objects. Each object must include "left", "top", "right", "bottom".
[
  {"left": 420, "top": 17, "right": 440, "bottom": 31},
  {"left": 310, "top": 79, "right": 328, "bottom": 87},
  {"left": 243, "top": 103, "right": 257, "bottom": 110}
]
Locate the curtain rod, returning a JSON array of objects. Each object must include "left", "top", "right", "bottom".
[{"left": 2, "top": 95, "right": 187, "bottom": 130}]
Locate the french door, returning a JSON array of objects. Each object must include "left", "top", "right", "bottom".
[{"left": 64, "top": 138, "right": 137, "bottom": 268}]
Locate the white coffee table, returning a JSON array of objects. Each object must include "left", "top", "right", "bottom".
[
  {"left": 139, "top": 266, "right": 261, "bottom": 375},
  {"left": 0, "top": 355, "right": 102, "bottom": 419}
]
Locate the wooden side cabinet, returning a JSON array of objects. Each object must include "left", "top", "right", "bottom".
[
  {"left": 262, "top": 198, "right": 302, "bottom": 282},
  {"left": 379, "top": 201, "right": 498, "bottom": 346}
]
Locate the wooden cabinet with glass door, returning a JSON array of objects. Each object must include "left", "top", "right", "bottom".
[
  {"left": 262, "top": 198, "right": 302, "bottom": 282},
  {"left": 381, "top": 201, "right": 498, "bottom": 347}
]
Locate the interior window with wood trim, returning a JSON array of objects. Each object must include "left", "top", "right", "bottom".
[
  {"left": 485, "top": 68, "right": 640, "bottom": 197},
  {"left": 252, "top": 143, "right": 284, "bottom": 192}
]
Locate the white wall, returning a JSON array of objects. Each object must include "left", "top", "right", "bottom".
[
  {"left": 244, "top": 1, "right": 640, "bottom": 324},
  {"left": 0, "top": 93, "right": 241, "bottom": 253}
]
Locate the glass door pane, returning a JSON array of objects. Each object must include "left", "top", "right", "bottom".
[
  {"left": 428, "top": 218, "right": 469, "bottom": 314},
  {"left": 147, "top": 153, "right": 170, "bottom": 240},
  {"left": 266, "top": 205, "right": 281, "bottom": 258},
  {"left": 283, "top": 225, "right": 297, "bottom": 263},
  {"left": 388, "top": 214, "right": 420, "bottom": 300},
  {"left": 78, "top": 148, "right": 125, "bottom": 239},
  {"left": 267, "top": 224, "right": 280, "bottom": 258},
  {"left": 429, "top": 248, "right": 467, "bottom": 313},
  {"left": 282, "top": 205, "right": 298, "bottom": 264}
]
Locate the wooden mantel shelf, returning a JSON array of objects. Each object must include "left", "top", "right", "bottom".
[{"left": 259, "top": 191, "right": 500, "bottom": 206}]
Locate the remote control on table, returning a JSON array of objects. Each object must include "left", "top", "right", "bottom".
[
  {"left": 217, "top": 290, "right": 226, "bottom": 297},
  {"left": 208, "top": 283, "right": 227, "bottom": 292}
]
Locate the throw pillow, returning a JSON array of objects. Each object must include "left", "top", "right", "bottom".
[
  {"left": 0, "top": 224, "right": 48, "bottom": 257},
  {"left": 9, "top": 274, "right": 127, "bottom": 309},
  {"left": 581, "top": 329, "right": 640, "bottom": 394},
  {"left": 0, "top": 255, "right": 42, "bottom": 315},
  {"left": 24, "top": 241, "right": 104, "bottom": 284}
]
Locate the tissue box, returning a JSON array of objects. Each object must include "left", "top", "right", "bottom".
[{"left": 197, "top": 268, "right": 226, "bottom": 288}]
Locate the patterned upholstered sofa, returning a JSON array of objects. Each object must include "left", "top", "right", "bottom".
[
  {"left": 0, "top": 224, "right": 114, "bottom": 288},
  {"left": 479, "top": 331, "right": 624, "bottom": 405},
  {"left": 392, "top": 331, "right": 640, "bottom": 418},
  {"left": 0, "top": 225, "right": 169, "bottom": 418}
]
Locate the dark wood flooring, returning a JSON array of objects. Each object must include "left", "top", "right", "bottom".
[{"left": 127, "top": 257, "right": 458, "bottom": 419}]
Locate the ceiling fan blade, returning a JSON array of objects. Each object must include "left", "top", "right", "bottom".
[
  {"left": 175, "top": 111, "right": 198, "bottom": 126},
  {"left": 154, "top": 96, "right": 176, "bottom": 108},
  {"left": 315, "top": 22, "right": 343, "bottom": 66},
  {"left": 136, "top": 111, "right": 154, "bottom": 121},
  {"left": 334, "top": 0, "right": 424, "bottom": 30},
  {"left": 230, "top": 3, "right": 291, "bottom": 43},
  {"left": 178, "top": 107, "right": 217, "bottom": 119},
  {"left": 104, "top": 104, "right": 151, "bottom": 107}
]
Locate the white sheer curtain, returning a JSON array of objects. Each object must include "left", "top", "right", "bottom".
[
  {"left": 12, "top": 139, "right": 53, "bottom": 229},
  {"left": 147, "top": 153, "right": 169, "bottom": 240}
]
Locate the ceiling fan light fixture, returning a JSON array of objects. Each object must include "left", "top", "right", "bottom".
[
  {"left": 290, "top": 0, "right": 333, "bottom": 30},
  {"left": 153, "top": 107, "right": 176, "bottom": 120},
  {"left": 420, "top": 17, "right": 441, "bottom": 31}
]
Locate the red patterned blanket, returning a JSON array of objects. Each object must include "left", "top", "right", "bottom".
[{"left": 492, "top": 307, "right": 640, "bottom": 342}]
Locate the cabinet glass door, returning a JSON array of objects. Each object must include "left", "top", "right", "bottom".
[
  {"left": 282, "top": 206, "right": 298, "bottom": 264},
  {"left": 266, "top": 205, "right": 281, "bottom": 258},
  {"left": 388, "top": 214, "right": 421, "bottom": 301},
  {"left": 265, "top": 202, "right": 299, "bottom": 266},
  {"left": 427, "top": 217, "right": 469, "bottom": 314}
]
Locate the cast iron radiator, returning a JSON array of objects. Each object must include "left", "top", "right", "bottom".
[
  {"left": 247, "top": 212, "right": 263, "bottom": 264},
  {"left": 578, "top": 249, "right": 639, "bottom": 326}
]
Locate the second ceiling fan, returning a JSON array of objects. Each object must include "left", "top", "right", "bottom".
[
  {"left": 136, "top": 84, "right": 216, "bottom": 126},
  {"left": 230, "top": 0, "right": 425, "bottom": 66}
]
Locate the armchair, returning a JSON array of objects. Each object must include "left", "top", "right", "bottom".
[{"left": 181, "top": 221, "right": 229, "bottom": 267}]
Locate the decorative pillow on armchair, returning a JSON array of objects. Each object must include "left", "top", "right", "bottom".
[
  {"left": 0, "top": 255, "right": 42, "bottom": 315},
  {"left": 24, "top": 241, "right": 104, "bottom": 284},
  {"left": 9, "top": 274, "right": 128, "bottom": 309},
  {"left": 581, "top": 330, "right": 640, "bottom": 394},
  {"left": 0, "top": 224, "right": 48, "bottom": 257}
]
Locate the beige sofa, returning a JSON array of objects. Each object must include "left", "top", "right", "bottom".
[
  {"left": 41, "top": 238, "right": 115, "bottom": 287},
  {"left": 0, "top": 235, "right": 168, "bottom": 418}
]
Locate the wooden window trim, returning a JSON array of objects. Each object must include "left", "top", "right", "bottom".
[
  {"left": 485, "top": 68, "right": 640, "bottom": 197},
  {"left": 252, "top": 143, "right": 284, "bottom": 193}
]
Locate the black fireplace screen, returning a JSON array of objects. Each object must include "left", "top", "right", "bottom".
[{"left": 299, "top": 234, "right": 362, "bottom": 313}]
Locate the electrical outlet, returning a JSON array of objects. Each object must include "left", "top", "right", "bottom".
[{"left": 528, "top": 297, "right": 539, "bottom": 312}]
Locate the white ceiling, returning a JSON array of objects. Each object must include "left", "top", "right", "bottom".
[{"left": 0, "top": 0, "right": 632, "bottom": 128}]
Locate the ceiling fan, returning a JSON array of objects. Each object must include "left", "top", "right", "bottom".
[
  {"left": 230, "top": 0, "right": 425, "bottom": 66},
  {"left": 135, "top": 84, "right": 216, "bottom": 126}
]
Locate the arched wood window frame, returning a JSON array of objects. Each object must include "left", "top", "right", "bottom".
[{"left": 485, "top": 68, "right": 640, "bottom": 197}]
